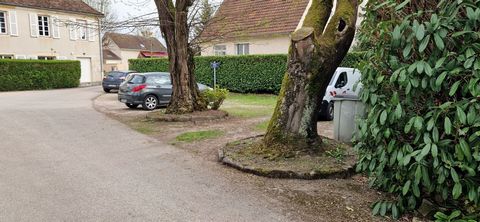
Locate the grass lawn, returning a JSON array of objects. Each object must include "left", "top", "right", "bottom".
[
  {"left": 221, "top": 93, "right": 277, "bottom": 118},
  {"left": 255, "top": 120, "right": 270, "bottom": 132},
  {"left": 176, "top": 130, "right": 225, "bottom": 142}
]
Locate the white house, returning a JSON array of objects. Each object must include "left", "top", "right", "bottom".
[
  {"left": 200, "top": 0, "right": 366, "bottom": 56},
  {"left": 200, "top": 0, "right": 308, "bottom": 56},
  {"left": 102, "top": 32, "right": 167, "bottom": 72},
  {"left": 0, "top": 0, "right": 104, "bottom": 83}
]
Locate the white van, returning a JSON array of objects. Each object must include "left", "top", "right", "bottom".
[{"left": 319, "top": 67, "right": 362, "bottom": 120}]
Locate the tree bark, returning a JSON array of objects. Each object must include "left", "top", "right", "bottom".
[
  {"left": 264, "top": 0, "right": 358, "bottom": 150},
  {"left": 155, "top": 0, "right": 207, "bottom": 114}
]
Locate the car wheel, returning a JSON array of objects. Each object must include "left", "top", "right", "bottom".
[
  {"left": 142, "top": 95, "right": 158, "bottom": 111},
  {"left": 103, "top": 88, "right": 111, "bottom": 93},
  {"left": 126, "top": 103, "right": 138, "bottom": 109},
  {"left": 325, "top": 102, "right": 334, "bottom": 121}
]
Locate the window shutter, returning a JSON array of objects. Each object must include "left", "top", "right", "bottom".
[
  {"left": 69, "top": 19, "right": 77, "bottom": 40},
  {"left": 88, "top": 21, "right": 95, "bottom": 42},
  {"left": 52, "top": 16, "right": 60, "bottom": 39},
  {"left": 9, "top": 11, "right": 18, "bottom": 36},
  {"left": 29, "top": 13, "right": 38, "bottom": 37}
]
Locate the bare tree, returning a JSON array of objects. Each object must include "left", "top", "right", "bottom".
[
  {"left": 189, "top": 0, "right": 214, "bottom": 54},
  {"left": 138, "top": 26, "right": 154, "bottom": 37},
  {"left": 154, "top": 0, "right": 207, "bottom": 114},
  {"left": 263, "top": 0, "right": 359, "bottom": 152},
  {"left": 82, "top": 0, "right": 118, "bottom": 35},
  {"left": 190, "top": 0, "right": 214, "bottom": 40}
]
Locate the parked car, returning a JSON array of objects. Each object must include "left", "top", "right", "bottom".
[
  {"left": 319, "top": 67, "right": 363, "bottom": 121},
  {"left": 102, "top": 70, "right": 137, "bottom": 93},
  {"left": 118, "top": 72, "right": 210, "bottom": 110}
]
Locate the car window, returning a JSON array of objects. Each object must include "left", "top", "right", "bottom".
[
  {"left": 108, "top": 72, "right": 125, "bottom": 78},
  {"left": 146, "top": 75, "right": 171, "bottom": 85},
  {"left": 127, "top": 74, "right": 145, "bottom": 84},
  {"left": 335, "top": 72, "right": 348, "bottom": 88}
]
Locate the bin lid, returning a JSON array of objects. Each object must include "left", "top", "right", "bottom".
[{"left": 331, "top": 95, "right": 361, "bottom": 101}]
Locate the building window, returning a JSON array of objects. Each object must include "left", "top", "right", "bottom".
[
  {"left": 213, "top": 45, "right": 226, "bottom": 56},
  {"left": 38, "top": 56, "right": 56, "bottom": 60},
  {"left": 0, "top": 55, "right": 13, "bottom": 59},
  {"left": 0, "top": 11, "right": 7, "bottom": 34},
  {"left": 38, "top": 15, "right": 50, "bottom": 36},
  {"left": 236, "top": 43, "right": 249, "bottom": 55},
  {"left": 77, "top": 20, "right": 87, "bottom": 40}
]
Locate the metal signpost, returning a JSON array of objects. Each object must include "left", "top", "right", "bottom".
[{"left": 210, "top": 61, "right": 220, "bottom": 89}]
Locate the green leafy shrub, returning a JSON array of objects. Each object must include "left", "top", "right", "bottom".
[
  {"left": 435, "top": 210, "right": 478, "bottom": 222},
  {"left": 129, "top": 52, "right": 365, "bottom": 94},
  {"left": 355, "top": 0, "right": 480, "bottom": 219},
  {"left": 202, "top": 87, "right": 229, "bottom": 110},
  {"left": 0, "top": 59, "right": 80, "bottom": 91}
]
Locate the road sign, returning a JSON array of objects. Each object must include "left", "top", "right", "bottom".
[{"left": 211, "top": 61, "right": 221, "bottom": 89}]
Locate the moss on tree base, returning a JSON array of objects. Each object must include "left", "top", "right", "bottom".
[{"left": 218, "top": 135, "right": 356, "bottom": 180}]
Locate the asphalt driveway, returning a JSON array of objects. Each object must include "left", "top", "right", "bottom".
[{"left": 0, "top": 87, "right": 289, "bottom": 221}]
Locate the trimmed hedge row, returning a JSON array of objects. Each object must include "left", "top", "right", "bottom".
[
  {"left": 129, "top": 52, "right": 365, "bottom": 93},
  {"left": 0, "top": 60, "right": 81, "bottom": 91}
]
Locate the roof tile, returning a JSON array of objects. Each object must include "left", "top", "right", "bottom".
[
  {"left": 202, "top": 0, "right": 309, "bottom": 39},
  {"left": 104, "top": 32, "right": 167, "bottom": 52},
  {"left": 0, "top": 0, "right": 103, "bottom": 16}
]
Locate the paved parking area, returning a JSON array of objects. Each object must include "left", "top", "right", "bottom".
[{"left": 0, "top": 87, "right": 290, "bottom": 221}]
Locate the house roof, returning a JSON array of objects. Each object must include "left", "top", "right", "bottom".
[
  {"left": 201, "top": 0, "right": 309, "bottom": 40},
  {"left": 103, "top": 49, "right": 121, "bottom": 61},
  {"left": 104, "top": 33, "right": 167, "bottom": 52},
  {"left": 0, "top": 0, "right": 103, "bottom": 16},
  {"left": 140, "top": 51, "right": 168, "bottom": 58}
]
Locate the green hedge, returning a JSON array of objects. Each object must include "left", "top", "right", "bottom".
[
  {"left": 129, "top": 52, "right": 365, "bottom": 94},
  {"left": 0, "top": 60, "right": 81, "bottom": 91}
]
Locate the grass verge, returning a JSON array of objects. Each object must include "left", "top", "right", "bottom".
[
  {"left": 255, "top": 120, "right": 270, "bottom": 132},
  {"left": 176, "top": 130, "right": 224, "bottom": 142},
  {"left": 221, "top": 93, "right": 277, "bottom": 118}
]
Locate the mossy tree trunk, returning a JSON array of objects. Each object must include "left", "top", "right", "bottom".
[
  {"left": 264, "top": 0, "right": 358, "bottom": 150},
  {"left": 155, "top": 0, "right": 207, "bottom": 114}
]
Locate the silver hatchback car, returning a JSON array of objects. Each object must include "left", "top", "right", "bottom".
[{"left": 118, "top": 72, "right": 210, "bottom": 110}]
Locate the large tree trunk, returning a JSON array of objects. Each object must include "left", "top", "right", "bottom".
[
  {"left": 155, "top": 0, "right": 207, "bottom": 114},
  {"left": 264, "top": 0, "right": 358, "bottom": 151}
]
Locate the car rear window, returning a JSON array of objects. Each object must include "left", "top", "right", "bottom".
[
  {"left": 126, "top": 74, "right": 145, "bottom": 84},
  {"left": 107, "top": 72, "right": 125, "bottom": 78},
  {"left": 146, "top": 75, "right": 171, "bottom": 85}
]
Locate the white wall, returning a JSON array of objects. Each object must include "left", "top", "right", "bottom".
[
  {"left": 200, "top": 35, "right": 291, "bottom": 56},
  {"left": 118, "top": 50, "right": 140, "bottom": 71},
  {"left": 0, "top": 5, "right": 103, "bottom": 82}
]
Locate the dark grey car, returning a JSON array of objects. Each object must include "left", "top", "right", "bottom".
[
  {"left": 102, "top": 70, "right": 136, "bottom": 93},
  {"left": 118, "top": 72, "right": 210, "bottom": 110}
]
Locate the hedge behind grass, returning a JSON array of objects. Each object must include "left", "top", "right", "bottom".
[
  {"left": 130, "top": 52, "right": 365, "bottom": 93},
  {"left": 0, "top": 59, "right": 81, "bottom": 91}
]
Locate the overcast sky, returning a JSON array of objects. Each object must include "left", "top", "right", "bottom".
[
  {"left": 109, "top": 0, "right": 222, "bottom": 43},
  {"left": 112, "top": 0, "right": 156, "bottom": 21}
]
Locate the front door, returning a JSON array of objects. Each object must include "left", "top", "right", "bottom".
[{"left": 78, "top": 57, "right": 92, "bottom": 83}]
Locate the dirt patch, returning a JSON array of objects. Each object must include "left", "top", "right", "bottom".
[
  {"left": 219, "top": 135, "right": 356, "bottom": 179},
  {"left": 93, "top": 92, "right": 401, "bottom": 221},
  {"left": 146, "top": 109, "right": 228, "bottom": 122}
]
